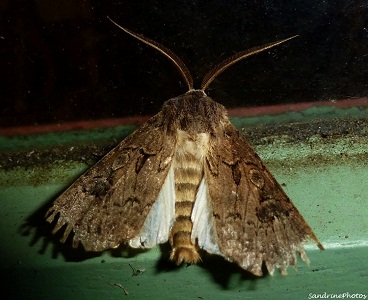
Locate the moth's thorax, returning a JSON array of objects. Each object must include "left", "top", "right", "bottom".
[
  {"left": 169, "top": 129, "right": 210, "bottom": 264},
  {"left": 175, "top": 129, "right": 209, "bottom": 159}
]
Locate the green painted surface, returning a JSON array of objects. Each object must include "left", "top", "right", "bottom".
[{"left": 1, "top": 106, "right": 367, "bottom": 299}]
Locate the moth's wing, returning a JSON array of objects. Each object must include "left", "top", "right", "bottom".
[
  {"left": 129, "top": 165, "right": 175, "bottom": 248},
  {"left": 204, "top": 121, "right": 323, "bottom": 276},
  {"left": 46, "top": 113, "right": 176, "bottom": 251},
  {"left": 191, "top": 178, "right": 221, "bottom": 255}
]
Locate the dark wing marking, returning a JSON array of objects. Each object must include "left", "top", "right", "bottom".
[
  {"left": 205, "top": 120, "right": 323, "bottom": 276},
  {"left": 46, "top": 111, "right": 175, "bottom": 251}
]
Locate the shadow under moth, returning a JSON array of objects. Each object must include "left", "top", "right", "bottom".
[{"left": 46, "top": 18, "right": 324, "bottom": 276}]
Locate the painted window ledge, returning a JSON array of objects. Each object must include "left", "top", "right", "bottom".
[{"left": 1, "top": 99, "right": 367, "bottom": 299}]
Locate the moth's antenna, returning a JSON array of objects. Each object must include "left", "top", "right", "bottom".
[
  {"left": 108, "top": 17, "right": 194, "bottom": 90},
  {"left": 201, "top": 35, "right": 298, "bottom": 91}
]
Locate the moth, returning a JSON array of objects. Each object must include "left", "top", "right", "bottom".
[{"left": 46, "top": 18, "right": 324, "bottom": 276}]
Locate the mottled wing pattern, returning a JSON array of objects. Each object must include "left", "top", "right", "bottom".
[
  {"left": 46, "top": 112, "right": 176, "bottom": 251},
  {"left": 204, "top": 120, "right": 322, "bottom": 276}
]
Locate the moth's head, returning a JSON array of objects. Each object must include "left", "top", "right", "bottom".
[
  {"left": 161, "top": 89, "right": 228, "bottom": 134},
  {"left": 108, "top": 17, "right": 297, "bottom": 98}
]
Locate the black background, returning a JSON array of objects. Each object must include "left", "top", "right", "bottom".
[{"left": 1, "top": 0, "right": 367, "bottom": 127}]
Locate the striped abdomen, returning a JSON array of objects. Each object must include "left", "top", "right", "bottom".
[{"left": 169, "top": 130, "right": 209, "bottom": 264}]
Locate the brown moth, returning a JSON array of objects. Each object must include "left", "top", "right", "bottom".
[{"left": 46, "top": 18, "right": 324, "bottom": 276}]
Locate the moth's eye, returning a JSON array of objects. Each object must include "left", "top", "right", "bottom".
[{"left": 249, "top": 168, "right": 265, "bottom": 189}]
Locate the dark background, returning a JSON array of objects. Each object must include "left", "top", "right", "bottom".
[{"left": 1, "top": 0, "right": 367, "bottom": 128}]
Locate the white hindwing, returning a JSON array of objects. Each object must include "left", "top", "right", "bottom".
[
  {"left": 191, "top": 178, "right": 221, "bottom": 255},
  {"left": 129, "top": 167, "right": 220, "bottom": 255},
  {"left": 129, "top": 166, "right": 175, "bottom": 248}
]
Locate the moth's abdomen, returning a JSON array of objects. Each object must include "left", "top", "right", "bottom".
[{"left": 170, "top": 130, "right": 209, "bottom": 264}]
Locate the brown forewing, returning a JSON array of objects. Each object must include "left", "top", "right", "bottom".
[
  {"left": 205, "top": 118, "right": 323, "bottom": 275},
  {"left": 46, "top": 111, "right": 176, "bottom": 251}
]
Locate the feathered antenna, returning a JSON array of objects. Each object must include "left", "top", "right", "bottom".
[
  {"left": 200, "top": 35, "right": 298, "bottom": 91},
  {"left": 108, "top": 17, "right": 297, "bottom": 93},
  {"left": 108, "top": 17, "right": 194, "bottom": 90}
]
